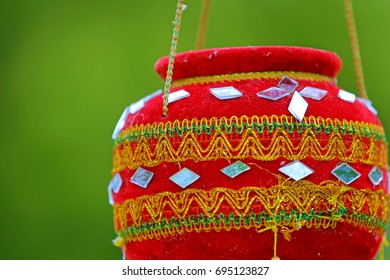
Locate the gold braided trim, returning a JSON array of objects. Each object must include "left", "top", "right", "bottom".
[
  {"left": 171, "top": 71, "right": 334, "bottom": 87},
  {"left": 112, "top": 116, "right": 387, "bottom": 172},
  {"left": 114, "top": 180, "right": 389, "bottom": 242},
  {"left": 116, "top": 115, "right": 386, "bottom": 141}
]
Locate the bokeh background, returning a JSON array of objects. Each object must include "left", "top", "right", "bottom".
[{"left": 0, "top": 0, "right": 389, "bottom": 259}]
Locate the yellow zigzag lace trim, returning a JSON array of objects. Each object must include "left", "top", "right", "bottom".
[
  {"left": 171, "top": 71, "right": 334, "bottom": 87},
  {"left": 113, "top": 115, "right": 387, "bottom": 172},
  {"left": 114, "top": 180, "right": 389, "bottom": 242},
  {"left": 117, "top": 115, "right": 386, "bottom": 141}
]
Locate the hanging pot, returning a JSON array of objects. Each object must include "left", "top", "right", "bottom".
[{"left": 110, "top": 46, "right": 388, "bottom": 259}]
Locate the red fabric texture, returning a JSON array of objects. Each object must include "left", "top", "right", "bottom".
[
  {"left": 114, "top": 159, "right": 388, "bottom": 204},
  {"left": 125, "top": 223, "right": 381, "bottom": 260},
  {"left": 123, "top": 78, "right": 382, "bottom": 128},
  {"left": 154, "top": 46, "right": 342, "bottom": 81},
  {"left": 113, "top": 46, "right": 387, "bottom": 260}
]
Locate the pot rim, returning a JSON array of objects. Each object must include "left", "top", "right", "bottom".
[{"left": 154, "top": 46, "right": 342, "bottom": 82}]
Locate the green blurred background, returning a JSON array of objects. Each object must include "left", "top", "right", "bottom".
[{"left": 0, "top": 0, "right": 389, "bottom": 259}]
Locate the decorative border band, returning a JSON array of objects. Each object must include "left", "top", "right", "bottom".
[
  {"left": 112, "top": 116, "right": 387, "bottom": 172},
  {"left": 113, "top": 180, "right": 389, "bottom": 242},
  {"left": 116, "top": 115, "right": 386, "bottom": 144},
  {"left": 171, "top": 71, "right": 334, "bottom": 87}
]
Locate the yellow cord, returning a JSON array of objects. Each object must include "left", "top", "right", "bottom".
[
  {"left": 195, "top": 0, "right": 212, "bottom": 49},
  {"left": 344, "top": 0, "right": 368, "bottom": 99}
]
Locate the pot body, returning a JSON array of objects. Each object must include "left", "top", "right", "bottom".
[{"left": 111, "top": 46, "right": 388, "bottom": 259}]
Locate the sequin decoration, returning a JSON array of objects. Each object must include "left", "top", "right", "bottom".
[
  {"left": 129, "top": 99, "right": 145, "bottom": 114},
  {"left": 221, "top": 160, "right": 251, "bottom": 178},
  {"left": 357, "top": 97, "right": 378, "bottom": 115},
  {"left": 338, "top": 89, "right": 356, "bottom": 103},
  {"left": 278, "top": 160, "right": 314, "bottom": 181},
  {"left": 169, "top": 168, "right": 200, "bottom": 188},
  {"left": 288, "top": 91, "right": 308, "bottom": 122},
  {"left": 331, "top": 163, "right": 361, "bottom": 185},
  {"left": 108, "top": 188, "right": 114, "bottom": 205},
  {"left": 130, "top": 167, "right": 154, "bottom": 188},
  {"left": 278, "top": 76, "right": 299, "bottom": 93},
  {"left": 299, "top": 86, "right": 328, "bottom": 100},
  {"left": 256, "top": 87, "right": 290, "bottom": 101},
  {"left": 142, "top": 89, "right": 163, "bottom": 103},
  {"left": 112, "top": 107, "right": 130, "bottom": 140},
  {"left": 108, "top": 173, "right": 123, "bottom": 205},
  {"left": 111, "top": 173, "right": 123, "bottom": 193},
  {"left": 168, "top": 89, "right": 190, "bottom": 103},
  {"left": 210, "top": 86, "right": 243, "bottom": 100},
  {"left": 368, "top": 166, "right": 383, "bottom": 186}
]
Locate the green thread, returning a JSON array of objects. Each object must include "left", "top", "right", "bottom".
[
  {"left": 117, "top": 208, "right": 387, "bottom": 240},
  {"left": 162, "top": 0, "right": 184, "bottom": 117},
  {"left": 115, "top": 119, "right": 386, "bottom": 145}
]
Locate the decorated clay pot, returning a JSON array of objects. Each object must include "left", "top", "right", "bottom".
[{"left": 109, "top": 46, "right": 388, "bottom": 259}]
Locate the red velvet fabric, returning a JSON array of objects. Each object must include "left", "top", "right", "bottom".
[
  {"left": 125, "top": 223, "right": 380, "bottom": 260},
  {"left": 124, "top": 47, "right": 379, "bottom": 126},
  {"left": 113, "top": 46, "right": 387, "bottom": 260},
  {"left": 154, "top": 46, "right": 342, "bottom": 81},
  {"left": 114, "top": 159, "right": 388, "bottom": 204}
]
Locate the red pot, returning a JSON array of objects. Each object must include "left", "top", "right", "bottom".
[{"left": 110, "top": 46, "right": 388, "bottom": 259}]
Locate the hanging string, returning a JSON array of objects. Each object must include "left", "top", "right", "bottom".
[
  {"left": 272, "top": 227, "right": 279, "bottom": 260},
  {"left": 344, "top": 0, "right": 368, "bottom": 100},
  {"left": 162, "top": 0, "right": 184, "bottom": 117},
  {"left": 195, "top": 0, "right": 212, "bottom": 49}
]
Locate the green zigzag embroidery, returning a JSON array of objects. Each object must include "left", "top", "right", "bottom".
[
  {"left": 117, "top": 208, "right": 387, "bottom": 239},
  {"left": 115, "top": 119, "right": 387, "bottom": 145}
]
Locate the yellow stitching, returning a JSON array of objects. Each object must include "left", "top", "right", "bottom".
[
  {"left": 120, "top": 215, "right": 347, "bottom": 243},
  {"left": 114, "top": 180, "right": 389, "bottom": 242},
  {"left": 113, "top": 118, "right": 387, "bottom": 172},
  {"left": 115, "top": 181, "right": 388, "bottom": 225},
  {"left": 171, "top": 71, "right": 334, "bottom": 87}
]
